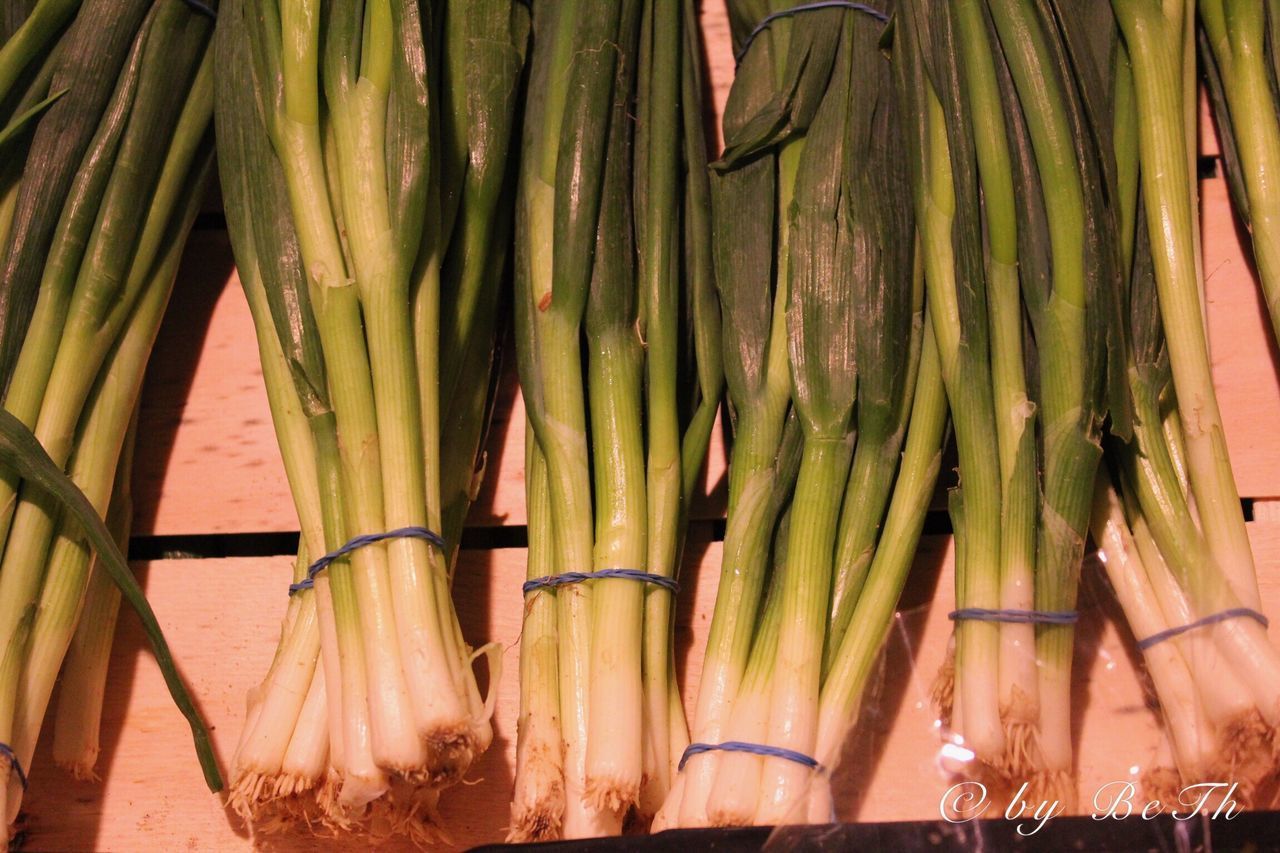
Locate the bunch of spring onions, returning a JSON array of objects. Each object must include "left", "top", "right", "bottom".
[
  {"left": 1199, "top": 0, "right": 1280, "bottom": 346},
  {"left": 899, "top": 0, "right": 1124, "bottom": 805},
  {"left": 509, "top": 0, "right": 721, "bottom": 839},
  {"left": 656, "top": 0, "right": 953, "bottom": 828},
  {"left": 0, "top": 0, "right": 220, "bottom": 829},
  {"left": 215, "top": 0, "right": 526, "bottom": 839},
  {"left": 1089, "top": 0, "right": 1280, "bottom": 803}
]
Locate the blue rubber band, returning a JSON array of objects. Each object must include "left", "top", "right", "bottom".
[
  {"left": 678, "top": 741, "right": 821, "bottom": 773},
  {"left": 735, "top": 1, "right": 889, "bottom": 65},
  {"left": 0, "top": 743, "right": 27, "bottom": 790},
  {"left": 1137, "top": 608, "right": 1269, "bottom": 651},
  {"left": 179, "top": 0, "right": 217, "bottom": 18},
  {"left": 288, "top": 526, "right": 445, "bottom": 595},
  {"left": 522, "top": 569, "right": 678, "bottom": 596},
  {"left": 948, "top": 608, "right": 1079, "bottom": 626}
]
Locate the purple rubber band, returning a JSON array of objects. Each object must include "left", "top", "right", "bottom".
[
  {"left": 1137, "top": 608, "right": 1269, "bottom": 651},
  {"left": 736, "top": 1, "right": 890, "bottom": 65},
  {"left": 679, "top": 741, "right": 821, "bottom": 773},
  {"left": 0, "top": 743, "right": 27, "bottom": 790},
  {"left": 289, "top": 526, "right": 445, "bottom": 595},
  {"left": 522, "top": 568, "right": 678, "bottom": 596},
  {"left": 949, "top": 608, "right": 1079, "bottom": 625}
]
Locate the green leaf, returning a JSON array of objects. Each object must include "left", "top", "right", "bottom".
[{"left": 0, "top": 86, "right": 63, "bottom": 150}]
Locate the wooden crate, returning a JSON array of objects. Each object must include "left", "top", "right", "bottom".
[{"left": 21, "top": 3, "right": 1280, "bottom": 849}]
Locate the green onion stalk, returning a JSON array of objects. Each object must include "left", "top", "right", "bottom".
[
  {"left": 658, "top": 0, "right": 930, "bottom": 828},
  {"left": 654, "top": 0, "right": 810, "bottom": 826},
  {"left": 991, "top": 0, "right": 1122, "bottom": 803},
  {"left": 215, "top": 0, "right": 527, "bottom": 838},
  {"left": 1090, "top": 29, "right": 1280, "bottom": 801},
  {"left": 510, "top": 0, "right": 719, "bottom": 839},
  {"left": 50, "top": 413, "right": 136, "bottom": 779},
  {"left": 897, "top": 0, "right": 1009, "bottom": 787},
  {"left": 1199, "top": 0, "right": 1280, "bottom": 345},
  {"left": 1113, "top": 0, "right": 1262, "bottom": 631},
  {"left": 0, "top": 0, "right": 221, "bottom": 829},
  {"left": 902, "top": 0, "right": 1122, "bottom": 804}
]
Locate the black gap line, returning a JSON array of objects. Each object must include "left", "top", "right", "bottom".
[
  {"left": 128, "top": 508, "right": 959, "bottom": 561},
  {"left": 129, "top": 531, "right": 299, "bottom": 561}
]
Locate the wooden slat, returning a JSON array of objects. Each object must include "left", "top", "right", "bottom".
[
  {"left": 22, "top": 523, "right": 1280, "bottom": 849},
  {"left": 1201, "top": 177, "right": 1280, "bottom": 498}
]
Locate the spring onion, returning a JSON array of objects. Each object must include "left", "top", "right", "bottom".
[
  {"left": 510, "top": 0, "right": 720, "bottom": 838},
  {"left": 215, "top": 0, "right": 527, "bottom": 838},
  {"left": 658, "top": 0, "right": 938, "bottom": 828},
  {"left": 1091, "top": 15, "right": 1280, "bottom": 799}
]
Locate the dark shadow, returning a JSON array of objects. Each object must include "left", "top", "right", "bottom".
[
  {"left": 829, "top": 532, "right": 950, "bottom": 821},
  {"left": 466, "top": 328, "right": 522, "bottom": 529},
  {"left": 674, "top": 522, "right": 718, "bottom": 695},
  {"left": 130, "top": 225, "right": 237, "bottom": 535}
]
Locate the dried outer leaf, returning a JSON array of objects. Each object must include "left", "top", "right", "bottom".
[
  {"left": 215, "top": 0, "right": 328, "bottom": 415},
  {"left": 514, "top": 0, "right": 623, "bottom": 433},
  {"left": 717, "top": 6, "right": 847, "bottom": 169},
  {"left": 511, "top": 0, "right": 564, "bottom": 425},
  {"left": 1128, "top": 200, "right": 1172, "bottom": 398},
  {"left": 1044, "top": 0, "right": 1131, "bottom": 440},
  {"left": 385, "top": 0, "right": 432, "bottom": 281},
  {"left": 437, "top": 1, "right": 529, "bottom": 558},
  {"left": 914, "top": 0, "right": 993, "bottom": 378},
  {"left": 711, "top": 155, "right": 775, "bottom": 426},
  {"left": 850, "top": 3, "right": 913, "bottom": 447},
  {"left": 0, "top": 0, "right": 152, "bottom": 391},
  {"left": 547, "top": 3, "right": 624, "bottom": 325},
  {"left": 589, "top": 0, "right": 640, "bottom": 343},
  {"left": 787, "top": 12, "right": 858, "bottom": 439}
]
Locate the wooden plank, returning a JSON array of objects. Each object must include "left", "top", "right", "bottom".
[
  {"left": 22, "top": 523, "right": 1280, "bottom": 849},
  {"left": 1202, "top": 177, "right": 1280, "bottom": 499}
]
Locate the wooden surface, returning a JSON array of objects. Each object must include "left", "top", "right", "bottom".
[
  {"left": 19, "top": 2, "right": 1280, "bottom": 850},
  {"left": 22, "top": 526, "right": 1280, "bottom": 850}
]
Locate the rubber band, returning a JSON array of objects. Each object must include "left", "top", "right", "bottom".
[
  {"left": 678, "top": 741, "right": 821, "bottom": 772},
  {"left": 1137, "top": 607, "right": 1269, "bottom": 651},
  {"left": 179, "top": 0, "right": 217, "bottom": 18},
  {"left": 735, "top": 1, "right": 889, "bottom": 65},
  {"left": 0, "top": 743, "right": 27, "bottom": 790},
  {"left": 522, "top": 568, "right": 678, "bottom": 596},
  {"left": 288, "top": 526, "right": 445, "bottom": 595},
  {"left": 948, "top": 608, "right": 1079, "bottom": 625}
]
